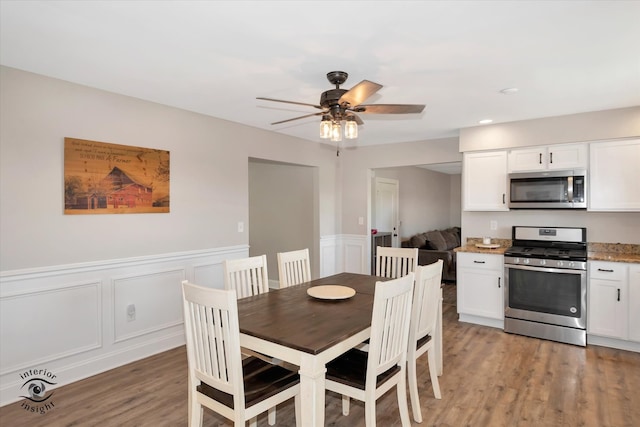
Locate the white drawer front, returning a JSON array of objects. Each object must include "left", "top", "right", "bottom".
[
  {"left": 458, "top": 252, "right": 503, "bottom": 270},
  {"left": 590, "top": 262, "right": 627, "bottom": 281}
]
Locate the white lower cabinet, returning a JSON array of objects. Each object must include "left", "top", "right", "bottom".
[
  {"left": 588, "top": 261, "right": 640, "bottom": 347},
  {"left": 629, "top": 264, "right": 640, "bottom": 343},
  {"left": 457, "top": 252, "right": 504, "bottom": 328}
]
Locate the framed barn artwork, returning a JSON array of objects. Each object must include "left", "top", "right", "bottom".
[{"left": 64, "top": 138, "right": 170, "bottom": 214}]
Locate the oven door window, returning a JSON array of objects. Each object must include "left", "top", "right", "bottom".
[{"left": 508, "top": 268, "right": 582, "bottom": 318}]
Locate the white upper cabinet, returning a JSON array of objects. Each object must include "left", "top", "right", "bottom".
[
  {"left": 589, "top": 138, "right": 640, "bottom": 211},
  {"left": 508, "top": 143, "right": 588, "bottom": 172},
  {"left": 463, "top": 151, "right": 508, "bottom": 211}
]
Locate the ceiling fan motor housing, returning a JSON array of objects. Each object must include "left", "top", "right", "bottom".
[{"left": 320, "top": 89, "right": 349, "bottom": 110}]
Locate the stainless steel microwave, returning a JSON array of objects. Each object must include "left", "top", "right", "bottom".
[{"left": 508, "top": 169, "right": 587, "bottom": 209}]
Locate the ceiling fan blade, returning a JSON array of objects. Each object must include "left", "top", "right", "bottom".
[
  {"left": 356, "top": 104, "right": 425, "bottom": 114},
  {"left": 257, "top": 97, "right": 323, "bottom": 109},
  {"left": 271, "top": 111, "right": 326, "bottom": 125},
  {"left": 339, "top": 80, "right": 383, "bottom": 107}
]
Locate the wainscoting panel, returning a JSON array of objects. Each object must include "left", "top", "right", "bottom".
[
  {"left": 341, "top": 234, "right": 368, "bottom": 274},
  {"left": 320, "top": 235, "right": 338, "bottom": 277},
  {"left": 0, "top": 281, "right": 101, "bottom": 374},
  {"left": 0, "top": 239, "right": 370, "bottom": 406},
  {"left": 113, "top": 268, "right": 185, "bottom": 343},
  {"left": 0, "top": 245, "right": 248, "bottom": 406},
  {"left": 192, "top": 262, "right": 224, "bottom": 289}
]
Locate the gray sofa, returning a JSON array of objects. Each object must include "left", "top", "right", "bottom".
[{"left": 401, "top": 227, "right": 461, "bottom": 282}]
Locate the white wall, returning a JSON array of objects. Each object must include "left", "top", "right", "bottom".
[
  {"left": 459, "top": 106, "right": 640, "bottom": 152},
  {"left": 372, "top": 166, "right": 460, "bottom": 239},
  {"left": 0, "top": 66, "right": 347, "bottom": 405},
  {"left": 458, "top": 107, "right": 640, "bottom": 244},
  {"left": 0, "top": 66, "right": 342, "bottom": 272},
  {"left": 338, "top": 137, "right": 464, "bottom": 237}
]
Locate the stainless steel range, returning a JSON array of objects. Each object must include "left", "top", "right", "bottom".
[{"left": 504, "top": 226, "right": 587, "bottom": 346}]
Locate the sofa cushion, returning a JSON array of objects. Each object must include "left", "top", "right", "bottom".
[
  {"left": 425, "top": 231, "right": 448, "bottom": 251},
  {"left": 422, "top": 240, "right": 437, "bottom": 250},
  {"left": 409, "top": 233, "right": 427, "bottom": 249},
  {"left": 445, "top": 227, "right": 461, "bottom": 246},
  {"left": 441, "top": 230, "right": 459, "bottom": 250}
]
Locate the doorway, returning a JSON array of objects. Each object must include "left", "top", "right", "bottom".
[
  {"left": 374, "top": 177, "right": 400, "bottom": 247},
  {"left": 248, "top": 158, "right": 319, "bottom": 284}
]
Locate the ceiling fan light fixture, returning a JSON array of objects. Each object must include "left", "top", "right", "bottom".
[
  {"left": 319, "top": 115, "right": 332, "bottom": 139},
  {"left": 344, "top": 117, "right": 358, "bottom": 139},
  {"left": 330, "top": 121, "right": 342, "bottom": 142}
]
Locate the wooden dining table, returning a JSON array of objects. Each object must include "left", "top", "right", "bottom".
[{"left": 237, "top": 272, "right": 386, "bottom": 427}]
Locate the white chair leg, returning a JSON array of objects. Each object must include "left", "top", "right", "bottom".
[
  {"left": 428, "top": 347, "right": 442, "bottom": 399},
  {"left": 397, "top": 373, "right": 411, "bottom": 427},
  {"left": 364, "top": 400, "right": 376, "bottom": 427},
  {"left": 407, "top": 353, "right": 422, "bottom": 423},
  {"left": 342, "top": 394, "right": 350, "bottom": 416},
  {"left": 267, "top": 406, "right": 276, "bottom": 425},
  {"left": 188, "top": 395, "right": 202, "bottom": 427},
  {"left": 294, "top": 393, "right": 301, "bottom": 427}
]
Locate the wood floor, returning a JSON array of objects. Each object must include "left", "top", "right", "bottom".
[{"left": 2, "top": 284, "right": 639, "bottom": 426}]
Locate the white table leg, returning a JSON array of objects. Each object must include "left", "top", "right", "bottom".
[{"left": 298, "top": 355, "right": 326, "bottom": 427}]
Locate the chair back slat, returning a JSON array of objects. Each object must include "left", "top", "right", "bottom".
[
  {"left": 277, "top": 248, "right": 311, "bottom": 288},
  {"left": 224, "top": 255, "right": 270, "bottom": 298},
  {"left": 376, "top": 247, "right": 418, "bottom": 279},
  {"left": 367, "top": 273, "right": 415, "bottom": 381}
]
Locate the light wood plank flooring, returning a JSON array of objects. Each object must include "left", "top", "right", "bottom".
[{"left": 2, "top": 284, "right": 639, "bottom": 426}]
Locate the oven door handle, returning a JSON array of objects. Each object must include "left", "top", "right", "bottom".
[{"left": 504, "top": 263, "right": 586, "bottom": 275}]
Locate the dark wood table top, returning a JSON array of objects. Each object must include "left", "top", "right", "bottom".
[{"left": 237, "top": 272, "right": 387, "bottom": 355}]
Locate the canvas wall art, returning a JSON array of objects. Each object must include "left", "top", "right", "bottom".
[{"left": 64, "top": 138, "right": 170, "bottom": 214}]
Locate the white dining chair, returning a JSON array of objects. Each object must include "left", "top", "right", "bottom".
[
  {"left": 325, "top": 273, "right": 415, "bottom": 427},
  {"left": 277, "top": 248, "right": 311, "bottom": 288},
  {"left": 408, "top": 260, "right": 444, "bottom": 422},
  {"left": 223, "top": 254, "right": 270, "bottom": 298},
  {"left": 181, "top": 280, "right": 300, "bottom": 427},
  {"left": 223, "top": 254, "right": 278, "bottom": 424},
  {"left": 376, "top": 246, "right": 418, "bottom": 279}
]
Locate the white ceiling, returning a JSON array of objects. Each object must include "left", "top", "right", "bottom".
[{"left": 1, "top": 1, "right": 639, "bottom": 147}]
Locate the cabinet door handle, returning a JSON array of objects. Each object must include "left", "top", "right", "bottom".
[
  {"left": 539, "top": 153, "right": 542, "bottom": 164},
  {"left": 617, "top": 289, "right": 621, "bottom": 302},
  {"left": 550, "top": 152, "right": 553, "bottom": 164},
  {"left": 473, "top": 260, "right": 486, "bottom": 264},
  {"left": 502, "top": 193, "right": 506, "bottom": 204},
  {"left": 598, "top": 268, "right": 614, "bottom": 272},
  {"left": 498, "top": 277, "right": 501, "bottom": 288}
]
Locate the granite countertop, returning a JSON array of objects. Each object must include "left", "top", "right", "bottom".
[
  {"left": 454, "top": 238, "right": 511, "bottom": 255},
  {"left": 456, "top": 239, "right": 640, "bottom": 264},
  {"left": 588, "top": 243, "right": 640, "bottom": 263}
]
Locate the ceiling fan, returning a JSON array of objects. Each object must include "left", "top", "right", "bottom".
[{"left": 257, "top": 71, "right": 425, "bottom": 150}]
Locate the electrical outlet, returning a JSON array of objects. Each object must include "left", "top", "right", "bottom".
[
  {"left": 127, "top": 304, "right": 136, "bottom": 322},
  {"left": 358, "top": 216, "right": 364, "bottom": 225},
  {"left": 490, "top": 220, "right": 498, "bottom": 231},
  {"left": 237, "top": 221, "right": 244, "bottom": 233}
]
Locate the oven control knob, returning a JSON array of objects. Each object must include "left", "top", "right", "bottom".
[
  {"left": 540, "top": 259, "right": 546, "bottom": 266},
  {"left": 557, "top": 261, "right": 564, "bottom": 268},
  {"left": 523, "top": 258, "right": 529, "bottom": 264}
]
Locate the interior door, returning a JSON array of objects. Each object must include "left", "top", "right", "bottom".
[{"left": 375, "top": 177, "right": 400, "bottom": 247}]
